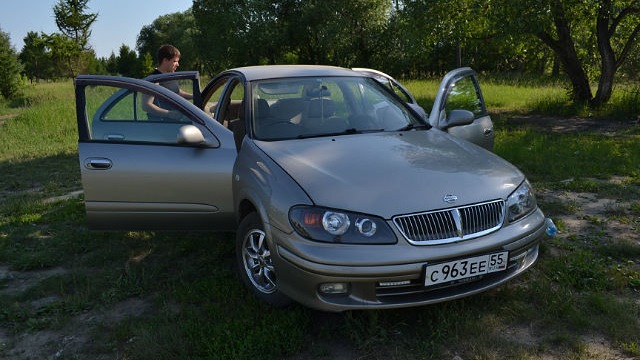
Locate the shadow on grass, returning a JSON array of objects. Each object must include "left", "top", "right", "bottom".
[{"left": 0, "top": 153, "right": 80, "bottom": 196}]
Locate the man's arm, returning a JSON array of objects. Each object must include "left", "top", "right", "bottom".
[
  {"left": 141, "top": 92, "right": 181, "bottom": 120},
  {"left": 178, "top": 89, "right": 193, "bottom": 100}
]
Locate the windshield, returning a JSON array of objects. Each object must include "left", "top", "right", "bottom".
[{"left": 251, "top": 76, "right": 423, "bottom": 140}]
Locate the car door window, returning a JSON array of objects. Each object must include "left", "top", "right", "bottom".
[
  {"left": 155, "top": 78, "right": 196, "bottom": 103},
  {"left": 143, "top": 71, "right": 202, "bottom": 107},
  {"left": 222, "top": 80, "right": 245, "bottom": 126},
  {"left": 389, "top": 81, "right": 413, "bottom": 104},
  {"left": 86, "top": 84, "right": 207, "bottom": 144},
  {"left": 75, "top": 76, "right": 236, "bottom": 231},
  {"left": 443, "top": 76, "right": 485, "bottom": 118}
]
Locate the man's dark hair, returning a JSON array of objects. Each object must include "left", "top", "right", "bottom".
[{"left": 157, "top": 44, "right": 180, "bottom": 65}]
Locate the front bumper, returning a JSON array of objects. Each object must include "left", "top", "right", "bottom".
[{"left": 270, "top": 209, "right": 547, "bottom": 312}]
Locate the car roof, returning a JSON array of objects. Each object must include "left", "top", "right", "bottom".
[{"left": 228, "top": 65, "right": 360, "bottom": 81}]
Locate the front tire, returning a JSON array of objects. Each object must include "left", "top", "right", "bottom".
[{"left": 236, "top": 212, "right": 292, "bottom": 307}]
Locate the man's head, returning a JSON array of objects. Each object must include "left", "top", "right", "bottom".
[{"left": 156, "top": 44, "right": 181, "bottom": 73}]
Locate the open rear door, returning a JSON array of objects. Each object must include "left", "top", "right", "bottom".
[{"left": 143, "top": 70, "right": 203, "bottom": 108}]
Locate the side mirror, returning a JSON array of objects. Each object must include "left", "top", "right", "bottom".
[
  {"left": 444, "top": 109, "right": 475, "bottom": 129},
  {"left": 177, "top": 124, "right": 206, "bottom": 145}
]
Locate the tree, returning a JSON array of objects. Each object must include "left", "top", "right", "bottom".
[
  {"left": 42, "top": 32, "right": 80, "bottom": 78},
  {"left": 52, "top": 0, "right": 98, "bottom": 76},
  {"left": 494, "top": 0, "right": 640, "bottom": 107},
  {"left": 139, "top": 52, "right": 155, "bottom": 75},
  {"left": 19, "top": 32, "right": 51, "bottom": 82},
  {"left": 105, "top": 52, "right": 118, "bottom": 75},
  {"left": 192, "top": 0, "right": 389, "bottom": 74},
  {"left": 136, "top": 10, "right": 200, "bottom": 71},
  {"left": 53, "top": 0, "right": 97, "bottom": 51},
  {"left": 192, "top": 0, "right": 262, "bottom": 73},
  {"left": 286, "top": 0, "right": 390, "bottom": 66},
  {"left": 117, "top": 44, "right": 140, "bottom": 77},
  {"left": 0, "top": 28, "right": 24, "bottom": 99}
]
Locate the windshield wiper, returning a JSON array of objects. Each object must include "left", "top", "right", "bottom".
[
  {"left": 296, "top": 128, "right": 384, "bottom": 139},
  {"left": 396, "top": 123, "right": 430, "bottom": 131}
]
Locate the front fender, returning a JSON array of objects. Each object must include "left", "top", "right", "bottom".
[{"left": 233, "top": 139, "right": 312, "bottom": 235}]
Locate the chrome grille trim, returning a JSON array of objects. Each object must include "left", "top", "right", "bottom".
[{"left": 393, "top": 200, "right": 505, "bottom": 245}]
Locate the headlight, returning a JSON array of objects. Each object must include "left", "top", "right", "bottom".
[
  {"left": 507, "top": 180, "right": 537, "bottom": 222},
  {"left": 289, "top": 206, "right": 396, "bottom": 244}
]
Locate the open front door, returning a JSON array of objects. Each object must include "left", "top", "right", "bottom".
[
  {"left": 428, "top": 68, "right": 494, "bottom": 151},
  {"left": 74, "top": 75, "right": 237, "bottom": 231}
]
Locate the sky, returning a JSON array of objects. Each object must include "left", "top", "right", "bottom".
[{"left": 0, "top": 0, "right": 193, "bottom": 58}]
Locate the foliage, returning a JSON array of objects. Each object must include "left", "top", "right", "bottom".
[
  {"left": 492, "top": 0, "right": 640, "bottom": 107},
  {"left": 288, "top": 0, "right": 390, "bottom": 67},
  {"left": 18, "top": 32, "right": 53, "bottom": 82},
  {"left": 17, "top": 0, "right": 98, "bottom": 79},
  {"left": 192, "top": 0, "right": 274, "bottom": 73},
  {"left": 140, "top": 52, "right": 155, "bottom": 76},
  {"left": 0, "top": 28, "right": 24, "bottom": 99},
  {"left": 117, "top": 44, "right": 140, "bottom": 77},
  {"left": 53, "top": 0, "right": 97, "bottom": 51},
  {"left": 52, "top": 0, "right": 98, "bottom": 77},
  {"left": 136, "top": 10, "right": 200, "bottom": 72},
  {"left": 8, "top": 0, "right": 640, "bottom": 110},
  {"left": 191, "top": 0, "right": 390, "bottom": 74}
]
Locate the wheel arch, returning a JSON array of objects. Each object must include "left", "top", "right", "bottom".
[{"left": 237, "top": 198, "right": 258, "bottom": 225}]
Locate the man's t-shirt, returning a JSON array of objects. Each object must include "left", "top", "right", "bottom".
[{"left": 147, "top": 69, "right": 181, "bottom": 120}]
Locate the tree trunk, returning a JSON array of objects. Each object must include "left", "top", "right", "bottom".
[
  {"left": 537, "top": 0, "right": 592, "bottom": 104},
  {"left": 593, "top": 0, "right": 616, "bottom": 108},
  {"left": 593, "top": 0, "right": 640, "bottom": 108}
]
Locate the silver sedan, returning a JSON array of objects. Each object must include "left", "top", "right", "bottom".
[{"left": 74, "top": 65, "right": 551, "bottom": 311}]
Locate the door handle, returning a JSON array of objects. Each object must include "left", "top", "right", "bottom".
[
  {"left": 483, "top": 128, "right": 493, "bottom": 137},
  {"left": 85, "top": 158, "right": 112, "bottom": 170},
  {"left": 106, "top": 134, "right": 125, "bottom": 141}
]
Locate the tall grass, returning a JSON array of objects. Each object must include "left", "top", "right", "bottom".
[
  {"left": 0, "top": 81, "right": 80, "bottom": 196},
  {"left": 0, "top": 81, "right": 77, "bottom": 161}
]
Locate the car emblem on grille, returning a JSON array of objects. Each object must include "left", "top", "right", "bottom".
[{"left": 443, "top": 194, "right": 458, "bottom": 204}]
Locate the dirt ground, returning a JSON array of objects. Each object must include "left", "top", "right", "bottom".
[{"left": 1, "top": 116, "right": 638, "bottom": 359}]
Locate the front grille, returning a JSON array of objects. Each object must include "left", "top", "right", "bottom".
[{"left": 392, "top": 200, "right": 504, "bottom": 245}]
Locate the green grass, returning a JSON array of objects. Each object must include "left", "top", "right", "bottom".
[
  {"left": 405, "top": 76, "right": 640, "bottom": 120},
  {"left": 495, "top": 130, "right": 640, "bottom": 182},
  {"left": 1, "top": 79, "right": 639, "bottom": 359}
]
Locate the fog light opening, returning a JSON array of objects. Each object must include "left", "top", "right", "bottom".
[{"left": 319, "top": 282, "right": 350, "bottom": 295}]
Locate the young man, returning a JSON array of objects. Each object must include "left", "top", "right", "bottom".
[{"left": 142, "top": 44, "right": 192, "bottom": 120}]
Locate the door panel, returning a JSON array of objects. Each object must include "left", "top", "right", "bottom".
[
  {"left": 446, "top": 115, "right": 494, "bottom": 150},
  {"left": 75, "top": 75, "right": 237, "bottom": 231},
  {"left": 79, "top": 141, "right": 237, "bottom": 230}
]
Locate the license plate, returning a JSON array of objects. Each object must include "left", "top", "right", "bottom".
[{"left": 424, "top": 251, "right": 509, "bottom": 287}]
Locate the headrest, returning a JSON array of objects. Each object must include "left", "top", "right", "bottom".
[
  {"left": 254, "top": 98, "right": 269, "bottom": 118},
  {"left": 306, "top": 87, "right": 331, "bottom": 98},
  {"left": 307, "top": 98, "right": 335, "bottom": 117}
]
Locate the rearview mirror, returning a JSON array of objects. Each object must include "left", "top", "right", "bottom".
[
  {"left": 177, "top": 125, "right": 205, "bottom": 145},
  {"left": 444, "top": 109, "right": 475, "bottom": 129}
]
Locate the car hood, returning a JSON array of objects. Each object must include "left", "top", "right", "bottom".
[{"left": 256, "top": 130, "right": 524, "bottom": 218}]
